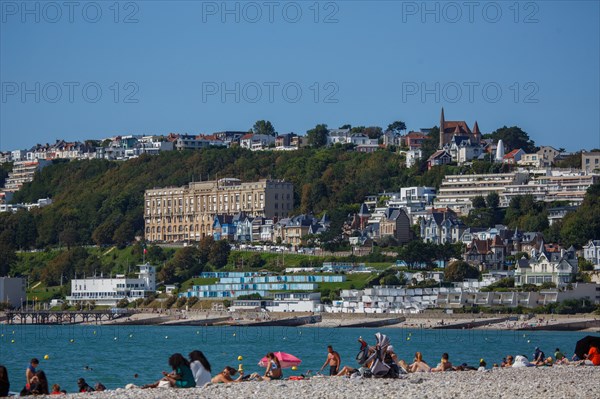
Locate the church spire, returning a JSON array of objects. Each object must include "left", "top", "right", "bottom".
[{"left": 439, "top": 107, "right": 446, "bottom": 149}]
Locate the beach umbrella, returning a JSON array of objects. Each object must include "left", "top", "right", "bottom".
[
  {"left": 574, "top": 335, "right": 600, "bottom": 359},
  {"left": 258, "top": 352, "right": 302, "bottom": 369}
]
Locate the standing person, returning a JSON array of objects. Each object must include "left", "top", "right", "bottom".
[
  {"left": 25, "top": 358, "right": 39, "bottom": 385},
  {"left": 0, "top": 365, "right": 9, "bottom": 397},
  {"left": 189, "top": 350, "right": 212, "bottom": 387},
  {"left": 319, "top": 346, "right": 341, "bottom": 376}
]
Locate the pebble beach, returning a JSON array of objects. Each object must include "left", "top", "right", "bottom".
[{"left": 61, "top": 366, "right": 600, "bottom": 399}]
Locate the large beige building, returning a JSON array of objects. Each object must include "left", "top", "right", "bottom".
[{"left": 144, "top": 178, "right": 294, "bottom": 242}]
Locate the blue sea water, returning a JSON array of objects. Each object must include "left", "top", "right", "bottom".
[{"left": 0, "top": 324, "right": 588, "bottom": 393}]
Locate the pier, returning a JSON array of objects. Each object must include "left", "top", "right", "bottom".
[{"left": 4, "top": 310, "right": 133, "bottom": 325}]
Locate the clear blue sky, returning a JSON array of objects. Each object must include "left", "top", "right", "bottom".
[{"left": 1, "top": 1, "right": 599, "bottom": 151}]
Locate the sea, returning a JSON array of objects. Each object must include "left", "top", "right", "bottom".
[{"left": 0, "top": 324, "right": 588, "bottom": 392}]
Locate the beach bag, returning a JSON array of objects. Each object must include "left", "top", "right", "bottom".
[
  {"left": 157, "top": 380, "right": 171, "bottom": 388},
  {"left": 358, "top": 367, "right": 372, "bottom": 378},
  {"left": 371, "top": 359, "right": 391, "bottom": 378}
]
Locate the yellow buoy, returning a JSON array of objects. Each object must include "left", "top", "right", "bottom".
[
  {"left": 44, "top": 355, "right": 49, "bottom": 360},
  {"left": 292, "top": 366, "right": 297, "bottom": 371},
  {"left": 407, "top": 337, "right": 411, "bottom": 341},
  {"left": 237, "top": 356, "right": 243, "bottom": 361},
  {"left": 70, "top": 339, "right": 74, "bottom": 343},
  {"left": 11, "top": 339, "right": 15, "bottom": 343},
  {"left": 232, "top": 333, "right": 236, "bottom": 337}
]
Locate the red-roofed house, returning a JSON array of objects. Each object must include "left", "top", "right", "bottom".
[{"left": 503, "top": 149, "right": 525, "bottom": 164}]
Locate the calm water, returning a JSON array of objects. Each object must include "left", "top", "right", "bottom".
[{"left": 0, "top": 324, "right": 588, "bottom": 392}]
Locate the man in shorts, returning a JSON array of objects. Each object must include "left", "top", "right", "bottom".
[{"left": 319, "top": 345, "right": 341, "bottom": 375}]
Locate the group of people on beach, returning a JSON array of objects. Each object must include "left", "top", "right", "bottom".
[
  {"left": 0, "top": 358, "right": 105, "bottom": 396},
  {"left": 1, "top": 339, "right": 598, "bottom": 395}
]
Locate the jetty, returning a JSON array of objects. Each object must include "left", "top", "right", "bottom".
[{"left": 4, "top": 310, "right": 133, "bottom": 325}]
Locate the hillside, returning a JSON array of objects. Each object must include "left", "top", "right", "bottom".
[{"left": 1, "top": 147, "right": 445, "bottom": 249}]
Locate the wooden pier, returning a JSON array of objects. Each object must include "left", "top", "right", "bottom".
[{"left": 4, "top": 310, "right": 133, "bottom": 325}]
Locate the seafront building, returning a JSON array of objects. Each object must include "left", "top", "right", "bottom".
[
  {"left": 179, "top": 272, "right": 345, "bottom": 299},
  {"left": 330, "top": 283, "right": 600, "bottom": 314},
  {"left": 144, "top": 178, "right": 294, "bottom": 242},
  {"left": 66, "top": 264, "right": 156, "bottom": 306}
]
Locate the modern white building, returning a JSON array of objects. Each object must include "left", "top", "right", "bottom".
[
  {"left": 3, "top": 159, "right": 51, "bottom": 192},
  {"left": 66, "top": 264, "right": 156, "bottom": 306},
  {"left": 435, "top": 172, "right": 529, "bottom": 214},
  {"left": 0, "top": 277, "right": 26, "bottom": 308}
]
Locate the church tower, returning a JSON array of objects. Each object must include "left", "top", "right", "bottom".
[{"left": 439, "top": 107, "right": 446, "bottom": 149}]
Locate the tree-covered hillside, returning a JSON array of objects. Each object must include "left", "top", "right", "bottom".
[{"left": 1, "top": 147, "right": 442, "bottom": 250}]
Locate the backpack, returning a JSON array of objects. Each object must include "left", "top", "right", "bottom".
[{"left": 356, "top": 345, "right": 369, "bottom": 365}]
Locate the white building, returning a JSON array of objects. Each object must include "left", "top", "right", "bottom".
[
  {"left": 435, "top": 172, "right": 529, "bottom": 214},
  {"left": 266, "top": 292, "right": 322, "bottom": 312},
  {"left": 66, "top": 264, "right": 156, "bottom": 306},
  {"left": 0, "top": 277, "right": 26, "bottom": 309},
  {"left": 405, "top": 149, "right": 422, "bottom": 167},
  {"left": 583, "top": 240, "right": 600, "bottom": 268},
  {"left": 3, "top": 160, "right": 51, "bottom": 192}
]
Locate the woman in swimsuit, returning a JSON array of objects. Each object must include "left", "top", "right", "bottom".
[{"left": 263, "top": 353, "right": 282, "bottom": 381}]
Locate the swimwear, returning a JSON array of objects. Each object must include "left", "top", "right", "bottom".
[{"left": 329, "top": 365, "right": 338, "bottom": 376}]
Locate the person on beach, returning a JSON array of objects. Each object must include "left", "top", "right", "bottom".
[
  {"left": 583, "top": 343, "right": 600, "bottom": 366},
  {"left": 95, "top": 383, "right": 106, "bottom": 391},
  {"left": 50, "top": 384, "right": 63, "bottom": 395},
  {"left": 0, "top": 365, "right": 9, "bottom": 397},
  {"left": 502, "top": 355, "right": 514, "bottom": 367},
  {"left": 319, "top": 346, "right": 341, "bottom": 376},
  {"left": 143, "top": 353, "right": 196, "bottom": 388},
  {"left": 77, "top": 378, "right": 94, "bottom": 392},
  {"left": 28, "top": 370, "right": 49, "bottom": 395},
  {"left": 25, "top": 358, "right": 39, "bottom": 386},
  {"left": 262, "top": 352, "right": 283, "bottom": 381},
  {"left": 211, "top": 367, "right": 244, "bottom": 383},
  {"left": 532, "top": 348, "right": 545, "bottom": 366},
  {"left": 430, "top": 353, "right": 452, "bottom": 372},
  {"left": 408, "top": 352, "right": 430, "bottom": 373},
  {"left": 189, "top": 350, "right": 212, "bottom": 387}
]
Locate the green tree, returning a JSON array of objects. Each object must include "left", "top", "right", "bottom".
[
  {"left": 252, "top": 120, "right": 276, "bottom": 136},
  {"left": 488, "top": 126, "right": 536, "bottom": 153},
  {"left": 472, "top": 196, "right": 486, "bottom": 209},
  {"left": 387, "top": 121, "right": 407, "bottom": 134},
  {"left": 209, "top": 240, "right": 231, "bottom": 269},
  {"left": 363, "top": 126, "right": 383, "bottom": 139},
  {"left": 306, "top": 124, "right": 329, "bottom": 148},
  {"left": 486, "top": 192, "right": 500, "bottom": 209},
  {"left": 444, "top": 260, "right": 480, "bottom": 282}
]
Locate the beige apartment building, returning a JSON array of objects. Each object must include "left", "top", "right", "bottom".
[
  {"left": 582, "top": 151, "right": 600, "bottom": 173},
  {"left": 144, "top": 178, "right": 293, "bottom": 242}
]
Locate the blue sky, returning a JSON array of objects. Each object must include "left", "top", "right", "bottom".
[{"left": 1, "top": 1, "right": 599, "bottom": 151}]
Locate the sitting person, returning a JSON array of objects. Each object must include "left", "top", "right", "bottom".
[
  {"left": 584, "top": 343, "right": 600, "bottom": 366},
  {"left": 211, "top": 366, "right": 244, "bottom": 383},
  {"left": 95, "top": 383, "right": 106, "bottom": 391},
  {"left": 335, "top": 366, "right": 358, "bottom": 377},
  {"left": 261, "top": 353, "right": 283, "bottom": 381},
  {"left": 143, "top": 353, "right": 196, "bottom": 389},
  {"left": 51, "top": 384, "right": 64, "bottom": 395},
  {"left": 532, "top": 348, "right": 545, "bottom": 366},
  {"left": 23, "top": 370, "right": 49, "bottom": 395},
  {"left": 77, "top": 378, "right": 95, "bottom": 392},
  {"left": 502, "top": 355, "right": 514, "bottom": 367},
  {"left": 430, "top": 353, "right": 452, "bottom": 372},
  {"left": 189, "top": 350, "right": 212, "bottom": 387},
  {"left": 408, "top": 352, "right": 430, "bottom": 373},
  {"left": 0, "top": 365, "right": 9, "bottom": 398}
]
